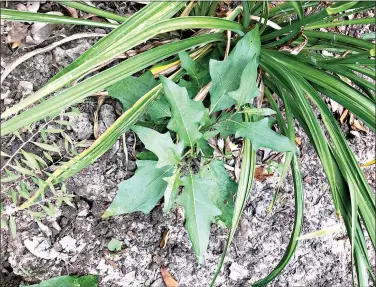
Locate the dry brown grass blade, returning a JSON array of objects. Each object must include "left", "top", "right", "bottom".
[
  {"left": 340, "top": 109, "right": 349, "bottom": 124},
  {"left": 193, "top": 81, "right": 212, "bottom": 101}
]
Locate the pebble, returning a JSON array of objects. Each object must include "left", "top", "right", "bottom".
[
  {"left": 229, "top": 262, "right": 249, "bottom": 281},
  {"left": 70, "top": 112, "right": 93, "bottom": 140}
]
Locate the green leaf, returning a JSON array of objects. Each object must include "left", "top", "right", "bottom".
[
  {"left": 136, "top": 151, "right": 158, "bottom": 161},
  {"left": 179, "top": 51, "right": 210, "bottom": 88},
  {"left": 229, "top": 55, "right": 260, "bottom": 107},
  {"left": 177, "top": 174, "right": 221, "bottom": 264},
  {"left": 147, "top": 96, "right": 171, "bottom": 120},
  {"left": 21, "top": 150, "right": 40, "bottom": 171},
  {"left": 19, "top": 275, "right": 98, "bottom": 287},
  {"left": 108, "top": 238, "right": 122, "bottom": 252},
  {"left": 9, "top": 161, "right": 35, "bottom": 177},
  {"left": 179, "top": 78, "right": 201, "bottom": 98},
  {"left": 235, "top": 118, "right": 296, "bottom": 152},
  {"left": 108, "top": 71, "right": 158, "bottom": 112},
  {"left": 212, "top": 112, "right": 243, "bottom": 139},
  {"left": 197, "top": 139, "right": 215, "bottom": 158},
  {"left": 200, "top": 160, "right": 237, "bottom": 227},
  {"left": 161, "top": 76, "right": 207, "bottom": 147},
  {"left": 102, "top": 161, "right": 173, "bottom": 218},
  {"left": 1, "top": 170, "right": 20, "bottom": 183},
  {"left": 163, "top": 168, "right": 182, "bottom": 213},
  {"left": 132, "top": 125, "right": 184, "bottom": 168},
  {"left": 32, "top": 142, "right": 60, "bottom": 154},
  {"left": 209, "top": 28, "right": 261, "bottom": 113}
]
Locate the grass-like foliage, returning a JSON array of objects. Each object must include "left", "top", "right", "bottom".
[{"left": 1, "top": 1, "right": 375, "bottom": 286}]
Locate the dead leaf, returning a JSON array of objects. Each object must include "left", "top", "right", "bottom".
[
  {"left": 62, "top": 5, "right": 79, "bottom": 18},
  {"left": 352, "top": 119, "right": 368, "bottom": 133},
  {"left": 159, "top": 229, "right": 169, "bottom": 249},
  {"left": 225, "top": 137, "right": 238, "bottom": 154},
  {"left": 350, "top": 130, "right": 361, "bottom": 138},
  {"left": 349, "top": 112, "right": 354, "bottom": 125},
  {"left": 161, "top": 266, "right": 178, "bottom": 287},
  {"left": 224, "top": 164, "right": 235, "bottom": 171},
  {"left": 329, "top": 99, "right": 339, "bottom": 113},
  {"left": 25, "top": 12, "right": 63, "bottom": 46},
  {"left": 340, "top": 109, "right": 348, "bottom": 124},
  {"left": 295, "top": 137, "right": 302, "bottom": 145},
  {"left": 254, "top": 165, "right": 273, "bottom": 181},
  {"left": 24, "top": 236, "right": 60, "bottom": 260},
  {"left": 6, "top": 22, "right": 29, "bottom": 48},
  {"left": 217, "top": 138, "right": 224, "bottom": 154}
]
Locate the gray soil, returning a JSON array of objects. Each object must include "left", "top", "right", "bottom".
[{"left": 1, "top": 2, "right": 375, "bottom": 287}]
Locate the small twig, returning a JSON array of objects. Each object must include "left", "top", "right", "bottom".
[
  {"left": 122, "top": 134, "right": 128, "bottom": 172},
  {"left": 225, "top": 30, "right": 231, "bottom": 59},
  {"left": 1, "top": 32, "right": 106, "bottom": 84},
  {"left": 256, "top": 80, "right": 265, "bottom": 108}
]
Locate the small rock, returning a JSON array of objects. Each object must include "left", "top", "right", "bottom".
[
  {"left": 24, "top": 236, "right": 59, "bottom": 260},
  {"left": 127, "top": 161, "right": 136, "bottom": 172},
  {"left": 229, "top": 262, "right": 248, "bottom": 281},
  {"left": 304, "top": 176, "right": 312, "bottom": 184},
  {"left": 152, "top": 255, "right": 164, "bottom": 265},
  {"left": 0, "top": 89, "right": 10, "bottom": 100},
  {"left": 70, "top": 113, "right": 93, "bottom": 140},
  {"left": 98, "top": 104, "right": 116, "bottom": 136},
  {"left": 18, "top": 81, "right": 33, "bottom": 96},
  {"left": 94, "top": 28, "right": 107, "bottom": 34},
  {"left": 65, "top": 41, "right": 91, "bottom": 60},
  {"left": 59, "top": 235, "right": 77, "bottom": 253}
]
